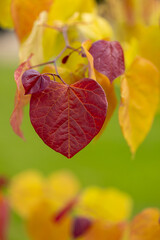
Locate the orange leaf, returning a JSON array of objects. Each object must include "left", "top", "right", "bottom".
[
  {"left": 95, "top": 70, "right": 117, "bottom": 138},
  {"left": 11, "top": 0, "right": 53, "bottom": 41},
  {"left": 82, "top": 40, "right": 95, "bottom": 80},
  {"left": 27, "top": 201, "right": 71, "bottom": 240},
  {"left": 82, "top": 221, "right": 126, "bottom": 240},
  {"left": 130, "top": 208, "right": 160, "bottom": 240},
  {"left": 119, "top": 57, "right": 160, "bottom": 154},
  {"left": 10, "top": 55, "right": 32, "bottom": 139}
]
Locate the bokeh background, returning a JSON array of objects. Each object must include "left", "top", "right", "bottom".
[{"left": 0, "top": 21, "right": 160, "bottom": 240}]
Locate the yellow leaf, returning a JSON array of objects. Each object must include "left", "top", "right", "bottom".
[
  {"left": 9, "top": 171, "right": 44, "bottom": 218},
  {"left": 43, "top": 0, "right": 95, "bottom": 61},
  {"left": 0, "top": 0, "right": 13, "bottom": 28},
  {"left": 76, "top": 187, "right": 133, "bottom": 223},
  {"left": 82, "top": 40, "right": 95, "bottom": 79},
  {"left": 47, "top": 0, "right": 95, "bottom": 25},
  {"left": 11, "top": 0, "right": 53, "bottom": 41},
  {"left": 124, "top": 38, "right": 139, "bottom": 70},
  {"left": 45, "top": 170, "right": 80, "bottom": 209},
  {"left": 19, "top": 11, "right": 48, "bottom": 65},
  {"left": 119, "top": 57, "right": 160, "bottom": 154},
  {"left": 77, "top": 13, "right": 113, "bottom": 42},
  {"left": 9, "top": 170, "right": 81, "bottom": 219},
  {"left": 130, "top": 208, "right": 160, "bottom": 240},
  {"left": 27, "top": 201, "right": 71, "bottom": 240},
  {"left": 42, "top": 64, "right": 86, "bottom": 85},
  {"left": 139, "top": 26, "right": 160, "bottom": 72}
]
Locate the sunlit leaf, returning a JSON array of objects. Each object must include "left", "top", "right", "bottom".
[
  {"left": 130, "top": 208, "right": 160, "bottom": 240},
  {"left": 47, "top": 0, "right": 95, "bottom": 25},
  {"left": 119, "top": 57, "right": 160, "bottom": 154},
  {"left": 139, "top": 26, "right": 160, "bottom": 72},
  {"left": 42, "top": 0, "right": 95, "bottom": 61},
  {"left": 10, "top": 55, "right": 32, "bottom": 139},
  {"left": 82, "top": 40, "right": 96, "bottom": 80},
  {"left": 42, "top": 64, "right": 87, "bottom": 86},
  {"left": 76, "top": 187, "right": 133, "bottom": 222},
  {"left": 0, "top": 0, "right": 13, "bottom": 28},
  {"left": 11, "top": 0, "right": 53, "bottom": 41},
  {"left": 9, "top": 171, "right": 44, "bottom": 218},
  {"left": 30, "top": 79, "right": 107, "bottom": 158},
  {"left": 77, "top": 13, "right": 113, "bottom": 41},
  {"left": 46, "top": 171, "right": 80, "bottom": 208},
  {"left": 124, "top": 38, "right": 139, "bottom": 70},
  {"left": 9, "top": 170, "right": 80, "bottom": 218},
  {"left": 19, "top": 11, "right": 47, "bottom": 64},
  {"left": 27, "top": 201, "right": 71, "bottom": 240}
]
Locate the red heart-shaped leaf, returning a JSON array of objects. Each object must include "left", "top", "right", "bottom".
[
  {"left": 22, "top": 69, "right": 51, "bottom": 95},
  {"left": 30, "top": 78, "right": 107, "bottom": 158},
  {"left": 89, "top": 40, "right": 125, "bottom": 82}
]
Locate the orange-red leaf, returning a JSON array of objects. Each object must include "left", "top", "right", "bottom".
[
  {"left": 30, "top": 79, "right": 107, "bottom": 158},
  {"left": 11, "top": 0, "right": 53, "bottom": 41},
  {"left": 10, "top": 55, "right": 32, "bottom": 139}
]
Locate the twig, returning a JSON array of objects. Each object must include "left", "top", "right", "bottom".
[{"left": 30, "top": 25, "right": 82, "bottom": 85}]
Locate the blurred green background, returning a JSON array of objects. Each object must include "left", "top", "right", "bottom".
[{"left": 0, "top": 31, "right": 160, "bottom": 240}]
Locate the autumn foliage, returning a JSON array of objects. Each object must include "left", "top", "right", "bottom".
[
  {"left": 1, "top": 0, "right": 159, "bottom": 158},
  {"left": 1, "top": 170, "right": 159, "bottom": 240}
]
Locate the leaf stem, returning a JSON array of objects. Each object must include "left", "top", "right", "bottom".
[
  {"left": 30, "top": 25, "right": 80, "bottom": 85},
  {"left": 54, "top": 62, "right": 68, "bottom": 85}
]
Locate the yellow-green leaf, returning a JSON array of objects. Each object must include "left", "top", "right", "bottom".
[
  {"left": 19, "top": 11, "right": 48, "bottom": 65},
  {"left": 119, "top": 57, "right": 160, "bottom": 154},
  {"left": 0, "top": 0, "right": 13, "bottom": 28},
  {"left": 43, "top": 0, "right": 95, "bottom": 61}
]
